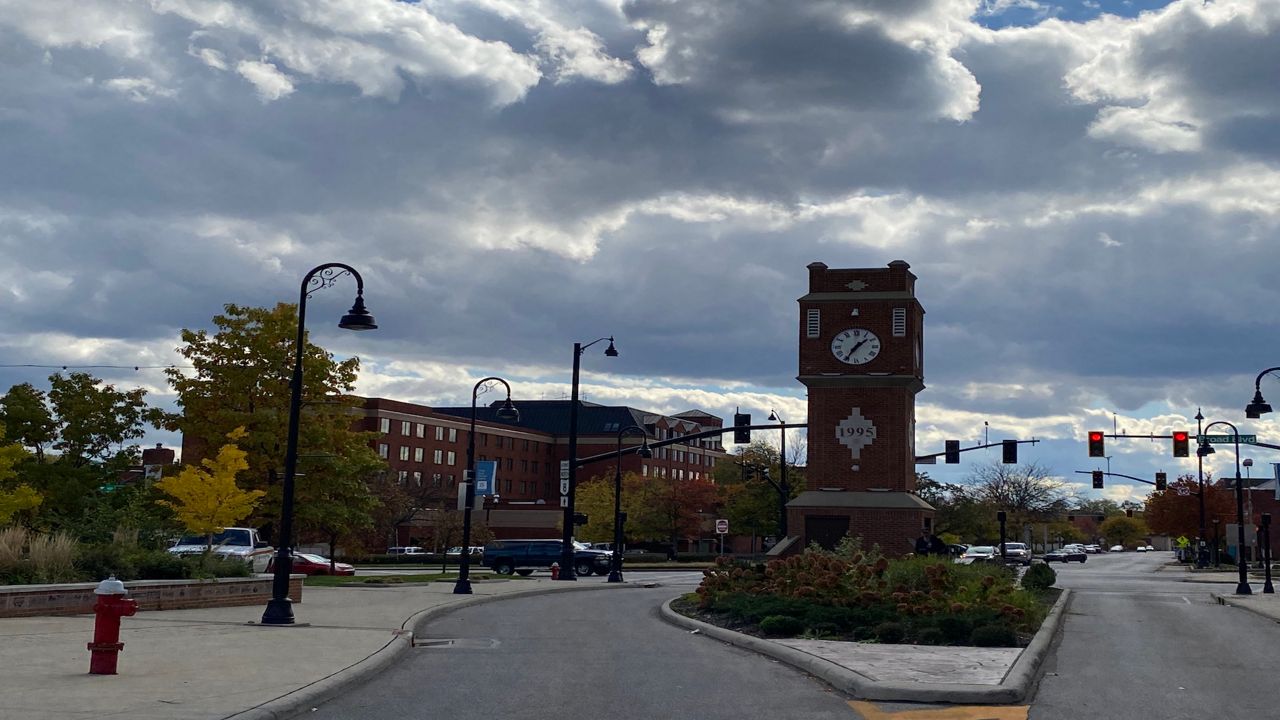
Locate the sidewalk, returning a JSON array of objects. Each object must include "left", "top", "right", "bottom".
[
  {"left": 1210, "top": 587, "right": 1280, "bottom": 623},
  {"left": 0, "top": 578, "right": 612, "bottom": 720}
]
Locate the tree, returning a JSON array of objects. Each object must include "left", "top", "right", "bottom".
[
  {"left": 0, "top": 383, "right": 56, "bottom": 461},
  {"left": 1144, "top": 474, "right": 1232, "bottom": 538},
  {"left": 1100, "top": 515, "right": 1149, "bottom": 548},
  {"left": 629, "top": 473, "right": 720, "bottom": 551},
  {"left": 164, "top": 303, "right": 386, "bottom": 533},
  {"left": 713, "top": 441, "right": 804, "bottom": 547},
  {"left": 154, "top": 428, "right": 265, "bottom": 553},
  {"left": 47, "top": 372, "right": 161, "bottom": 467},
  {"left": 0, "top": 430, "right": 40, "bottom": 525},
  {"left": 294, "top": 442, "right": 384, "bottom": 570}
]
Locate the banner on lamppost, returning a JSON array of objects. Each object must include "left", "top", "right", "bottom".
[{"left": 474, "top": 460, "right": 497, "bottom": 496}]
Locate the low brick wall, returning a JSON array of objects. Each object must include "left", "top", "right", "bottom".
[{"left": 0, "top": 575, "right": 304, "bottom": 618}]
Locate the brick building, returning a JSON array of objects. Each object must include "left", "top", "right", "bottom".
[{"left": 356, "top": 397, "right": 732, "bottom": 546}]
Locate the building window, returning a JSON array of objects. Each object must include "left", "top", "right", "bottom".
[
  {"left": 521, "top": 459, "right": 528, "bottom": 473},
  {"left": 642, "top": 465, "right": 648, "bottom": 476},
  {"left": 399, "top": 446, "right": 410, "bottom": 461},
  {"left": 397, "top": 470, "right": 407, "bottom": 484},
  {"left": 401, "top": 420, "right": 411, "bottom": 435},
  {"left": 448, "top": 428, "right": 458, "bottom": 442},
  {"left": 378, "top": 443, "right": 389, "bottom": 459},
  {"left": 481, "top": 433, "right": 488, "bottom": 447},
  {"left": 432, "top": 473, "right": 442, "bottom": 487},
  {"left": 531, "top": 461, "right": 539, "bottom": 473},
  {"left": 414, "top": 448, "right": 424, "bottom": 463},
  {"left": 416, "top": 423, "right": 425, "bottom": 438},
  {"left": 447, "top": 451, "right": 456, "bottom": 466},
  {"left": 412, "top": 471, "right": 421, "bottom": 485},
  {"left": 434, "top": 449, "right": 443, "bottom": 464},
  {"left": 506, "top": 458, "right": 513, "bottom": 471},
  {"left": 504, "top": 479, "right": 512, "bottom": 493},
  {"left": 447, "top": 474, "right": 455, "bottom": 487},
  {"left": 435, "top": 426, "right": 444, "bottom": 441},
  {"left": 379, "top": 418, "right": 390, "bottom": 434},
  {"left": 523, "top": 439, "right": 529, "bottom": 451}
]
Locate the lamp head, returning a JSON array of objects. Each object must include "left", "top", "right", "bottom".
[
  {"left": 338, "top": 295, "right": 378, "bottom": 331},
  {"left": 495, "top": 398, "right": 519, "bottom": 423},
  {"left": 638, "top": 442, "right": 653, "bottom": 459},
  {"left": 768, "top": 410, "right": 780, "bottom": 422},
  {"left": 604, "top": 337, "right": 618, "bottom": 357},
  {"left": 1246, "top": 390, "right": 1271, "bottom": 419},
  {"left": 1197, "top": 440, "right": 1215, "bottom": 458}
]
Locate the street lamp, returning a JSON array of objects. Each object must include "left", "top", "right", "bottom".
[
  {"left": 608, "top": 425, "right": 651, "bottom": 583},
  {"left": 559, "top": 336, "right": 617, "bottom": 581},
  {"left": 1198, "top": 421, "right": 1252, "bottom": 595},
  {"left": 262, "top": 263, "right": 377, "bottom": 625},
  {"left": 766, "top": 410, "right": 791, "bottom": 540},
  {"left": 1262, "top": 513, "right": 1274, "bottom": 594},
  {"left": 454, "top": 377, "right": 518, "bottom": 595},
  {"left": 1244, "top": 366, "right": 1280, "bottom": 418},
  {"left": 1195, "top": 409, "right": 1207, "bottom": 568}
]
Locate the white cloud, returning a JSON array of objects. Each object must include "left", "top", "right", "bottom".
[{"left": 235, "top": 60, "right": 294, "bottom": 101}]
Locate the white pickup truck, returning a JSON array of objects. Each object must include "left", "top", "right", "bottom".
[{"left": 167, "top": 527, "right": 275, "bottom": 572}]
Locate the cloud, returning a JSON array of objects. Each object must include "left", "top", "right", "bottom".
[{"left": 235, "top": 59, "right": 294, "bottom": 101}]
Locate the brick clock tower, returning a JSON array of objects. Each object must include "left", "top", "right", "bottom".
[{"left": 786, "top": 260, "right": 933, "bottom": 556}]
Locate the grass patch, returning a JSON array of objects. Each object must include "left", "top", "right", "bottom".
[{"left": 303, "top": 572, "right": 491, "bottom": 586}]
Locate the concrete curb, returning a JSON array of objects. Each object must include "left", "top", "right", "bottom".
[
  {"left": 1209, "top": 592, "right": 1280, "bottom": 624},
  {"left": 658, "top": 588, "right": 1072, "bottom": 705},
  {"left": 225, "top": 581, "right": 625, "bottom": 720}
]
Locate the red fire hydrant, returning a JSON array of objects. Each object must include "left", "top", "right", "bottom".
[
  {"left": 88, "top": 576, "right": 138, "bottom": 675},
  {"left": 550, "top": 562, "right": 560, "bottom": 580}
]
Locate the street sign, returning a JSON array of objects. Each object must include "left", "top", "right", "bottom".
[
  {"left": 1198, "top": 434, "right": 1257, "bottom": 444},
  {"left": 715, "top": 519, "right": 729, "bottom": 534},
  {"left": 559, "top": 460, "right": 570, "bottom": 480},
  {"left": 560, "top": 478, "right": 570, "bottom": 495},
  {"left": 559, "top": 495, "right": 568, "bottom": 508},
  {"left": 474, "top": 460, "right": 497, "bottom": 496}
]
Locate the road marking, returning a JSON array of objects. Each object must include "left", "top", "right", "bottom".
[
  {"left": 1183, "top": 596, "right": 1191, "bottom": 604},
  {"left": 848, "top": 700, "right": 1029, "bottom": 720}
]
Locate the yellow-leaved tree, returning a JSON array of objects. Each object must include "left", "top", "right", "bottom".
[
  {"left": 156, "top": 427, "right": 265, "bottom": 553},
  {"left": 0, "top": 428, "right": 41, "bottom": 525}
]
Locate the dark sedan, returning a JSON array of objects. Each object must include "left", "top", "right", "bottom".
[{"left": 1045, "top": 547, "right": 1087, "bottom": 563}]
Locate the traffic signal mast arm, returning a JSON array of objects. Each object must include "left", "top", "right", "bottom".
[
  {"left": 915, "top": 439, "right": 1039, "bottom": 463},
  {"left": 574, "top": 423, "right": 807, "bottom": 468},
  {"left": 1076, "top": 470, "right": 1194, "bottom": 493}
]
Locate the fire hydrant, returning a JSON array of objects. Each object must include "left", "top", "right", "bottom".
[
  {"left": 87, "top": 576, "right": 137, "bottom": 675},
  {"left": 550, "top": 562, "right": 560, "bottom": 581}
]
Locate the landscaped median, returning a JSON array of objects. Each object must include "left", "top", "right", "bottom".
[{"left": 660, "top": 544, "right": 1069, "bottom": 704}]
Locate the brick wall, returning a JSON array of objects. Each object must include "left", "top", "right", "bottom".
[{"left": 0, "top": 575, "right": 304, "bottom": 618}]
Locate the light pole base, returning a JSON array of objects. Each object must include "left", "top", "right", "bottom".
[
  {"left": 1236, "top": 581, "right": 1253, "bottom": 595},
  {"left": 1264, "top": 581, "right": 1275, "bottom": 594},
  {"left": 453, "top": 579, "right": 472, "bottom": 595},
  {"left": 606, "top": 571, "right": 623, "bottom": 583},
  {"left": 261, "top": 598, "right": 295, "bottom": 625}
]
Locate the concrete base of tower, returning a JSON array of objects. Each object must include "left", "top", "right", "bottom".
[{"left": 784, "top": 491, "right": 935, "bottom": 558}]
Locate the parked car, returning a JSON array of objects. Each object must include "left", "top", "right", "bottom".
[
  {"left": 268, "top": 552, "right": 355, "bottom": 576},
  {"left": 445, "top": 546, "right": 484, "bottom": 557},
  {"left": 1045, "top": 546, "right": 1088, "bottom": 563},
  {"left": 1085, "top": 544, "right": 1102, "bottom": 554},
  {"left": 1001, "top": 542, "right": 1032, "bottom": 566},
  {"left": 168, "top": 527, "right": 274, "bottom": 572},
  {"left": 483, "top": 539, "right": 612, "bottom": 577},
  {"left": 957, "top": 545, "right": 997, "bottom": 564},
  {"left": 1110, "top": 545, "right": 1125, "bottom": 552},
  {"left": 1144, "top": 545, "right": 1156, "bottom": 551},
  {"left": 386, "top": 546, "right": 426, "bottom": 556},
  {"left": 1136, "top": 545, "right": 1148, "bottom": 552}
]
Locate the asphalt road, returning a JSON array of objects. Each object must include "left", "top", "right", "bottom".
[
  {"left": 1031, "top": 551, "right": 1280, "bottom": 720},
  {"left": 309, "top": 570, "right": 858, "bottom": 720}
]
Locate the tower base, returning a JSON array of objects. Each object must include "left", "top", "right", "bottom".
[{"left": 784, "top": 491, "right": 934, "bottom": 557}]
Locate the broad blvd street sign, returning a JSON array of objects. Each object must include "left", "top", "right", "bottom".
[{"left": 1198, "top": 434, "right": 1257, "bottom": 444}]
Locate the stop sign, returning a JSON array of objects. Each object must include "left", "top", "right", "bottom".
[{"left": 715, "top": 519, "right": 729, "bottom": 534}]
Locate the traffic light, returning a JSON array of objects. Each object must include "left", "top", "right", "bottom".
[
  {"left": 733, "top": 412, "right": 751, "bottom": 444},
  {"left": 1002, "top": 439, "right": 1017, "bottom": 464},
  {"left": 1173, "top": 431, "right": 1189, "bottom": 457},
  {"left": 1092, "top": 470, "right": 1104, "bottom": 489},
  {"left": 1155, "top": 472, "right": 1167, "bottom": 491},
  {"left": 945, "top": 440, "right": 960, "bottom": 464},
  {"left": 573, "top": 512, "right": 589, "bottom": 526},
  {"left": 1088, "top": 431, "right": 1105, "bottom": 457}
]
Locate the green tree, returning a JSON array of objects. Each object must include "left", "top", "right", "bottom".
[
  {"left": 294, "top": 433, "right": 385, "bottom": 569},
  {"left": 0, "top": 430, "right": 40, "bottom": 524},
  {"left": 155, "top": 428, "right": 266, "bottom": 553},
  {"left": 713, "top": 441, "right": 804, "bottom": 547},
  {"left": 1099, "top": 515, "right": 1149, "bottom": 548},
  {"left": 164, "top": 303, "right": 386, "bottom": 533},
  {"left": 0, "top": 383, "right": 57, "bottom": 461},
  {"left": 47, "top": 372, "right": 161, "bottom": 467}
]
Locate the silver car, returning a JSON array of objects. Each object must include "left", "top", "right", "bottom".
[{"left": 1000, "top": 542, "right": 1032, "bottom": 566}]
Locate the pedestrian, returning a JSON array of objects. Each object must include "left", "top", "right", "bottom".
[
  {"left": 914, "top": 530, "right": 930, "bottom": 556},
  {"left": 928, "top": 532, "right": 947, "bottom": 557}
]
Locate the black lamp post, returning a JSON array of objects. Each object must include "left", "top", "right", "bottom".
[
  {"left": 608, "top": 425, "right": 651, "bottom": 583},
  {"left": 766, "top": 410, "right": 791, "bottom": 539},
  {"left": 454, "top": 378, "right": 518, "bottom": 595},
  {"left": 1195, "top": 409, "right": 1207, "bottom": 568},
  {"left": 559, "top": 336, "right": 617, "bottom": 581},
  {"left": 1262, "top": 513, "right": 1274, "bottom": 594},
  {"left": 1212, "top": 518, "right": 1221, "bottom": 566},
  {"left": 998, "top": 510, "right": 1008, "bottom": 563},
  {"left": 1198, "top": 421, "right": 1251, "bottom": 595},
  {"left": 1244, "top": 366, "right": 1280, "bottom": 419},
  {"left": 262, "top": 263, "right": 377, "bottom": 626}
]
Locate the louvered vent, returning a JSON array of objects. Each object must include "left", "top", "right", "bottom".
[
  {"left": 806, "top": 309, "right": 821, "bottom": 338},
  {"left": 892, "top": 308, "right": 907, "bottom": 337}
]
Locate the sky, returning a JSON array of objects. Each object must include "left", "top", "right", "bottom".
[{"left": 2, "top": 0, "right": 1278, "bottom": 507}]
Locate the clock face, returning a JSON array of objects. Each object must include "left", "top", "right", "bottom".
[{"left": 830, "top": 328, "right": 881, "bottom": 365}]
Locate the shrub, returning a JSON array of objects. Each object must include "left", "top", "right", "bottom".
[
  {"left": 971, "top": 623, "right": 1018, "bottom": 647},
  {"left": 874, "top": 621, "right": 905, "bottom": 644},
  {"left": 28, "top": 532, "right": 79, "bottom": 583},
  {"left": 804, "top": 622, "right": 842, "bottom": 639},
  {"left": 76, "top": 543, "right": 138, "bottom": 581},
  {"left": 0, "top": 526, "right": 27, "bottom": 576},
  {"left": 915, "top": 627, "right": 945, "bottom": 646},
  {"left": 1021, "top": 563, "right": 1056, "bottom": 593},
  {"left": 135, "top": 550, "right": 192, "bottom": 580},
  {"left": 759, "top": 615, "right": 805, "bottom": 638},
  {"left": 190, "top": 555, "right": 252, "bottom": 579},
  {"left": 937, "top": 616, "right": 974, "bottom": 645}
]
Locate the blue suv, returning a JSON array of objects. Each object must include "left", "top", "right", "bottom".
[{"left": 483, "top": 539, "right": 612, "bottom": 577}]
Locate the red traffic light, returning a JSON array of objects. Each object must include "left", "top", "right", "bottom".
[
  {"left": 1088, "top": 431, "right": 1105, "bottom": 457},
  {"left": 1172, "top": 430, "right": 1189, "bottom": 457}
]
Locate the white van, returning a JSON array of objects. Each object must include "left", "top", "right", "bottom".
[{"left": 387, "top": 546, "right": 426, "bottom": 555}]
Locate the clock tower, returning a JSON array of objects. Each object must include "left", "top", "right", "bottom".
[{"left": 786, "top": 260, "right": 933, "bottom": 555}]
